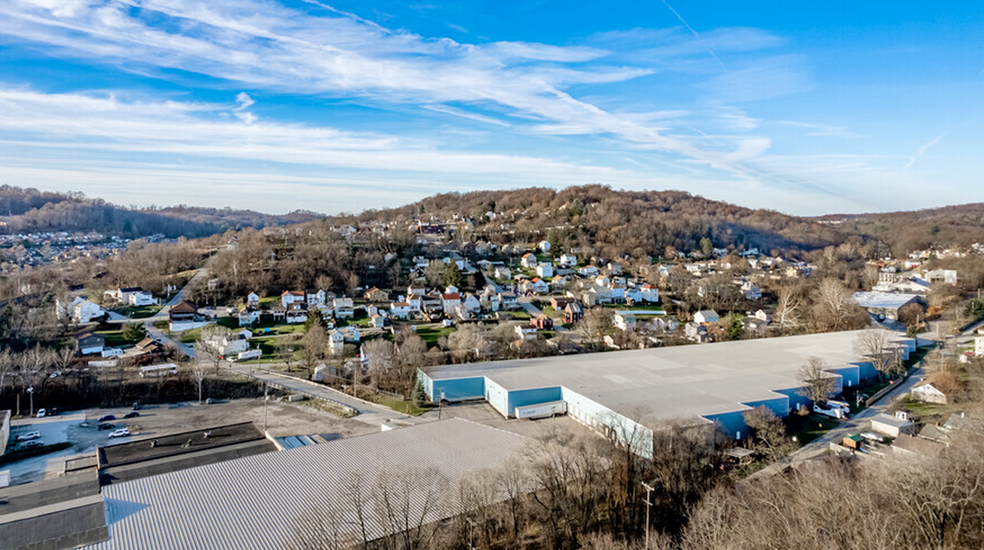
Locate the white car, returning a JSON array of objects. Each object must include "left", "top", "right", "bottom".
[
  {"left": 36, "top": 408, "right": 46, "bottom": 418},
  {"left": 20, "top": 439, "right": 44, "bottom": 448},
  {"left": 108, "top": 428, "right": 131, "bottom": 438},
  {"left": 16, "top": 431, "right": 41, "bottom": 441}
]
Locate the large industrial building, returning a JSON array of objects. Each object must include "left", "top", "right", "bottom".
[
  {"left": 77, "top": 419, "right": 533, "bottom": 550},
  {"left": 420, "top": 330, "right": 917, "bottom": 457}
]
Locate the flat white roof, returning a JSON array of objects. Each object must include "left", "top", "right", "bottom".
[{"left": 424, "top": 331, "right": 908, "bottom": 424}]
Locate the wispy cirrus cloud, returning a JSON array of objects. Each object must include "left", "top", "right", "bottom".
[{"left": 0, "top": 0, "right": 783, "bottom": 175}]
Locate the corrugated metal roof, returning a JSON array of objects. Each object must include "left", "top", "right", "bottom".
[{"left": 83, "top": 419, "right": 533, "bottom": 550}]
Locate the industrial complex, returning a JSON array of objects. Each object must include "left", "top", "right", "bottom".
[{"left": 420, "top": 330, "right": 918, "bottom": 456}]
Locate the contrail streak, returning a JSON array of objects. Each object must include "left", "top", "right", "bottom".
[{"left": 660, "top": 0, "right": 727, "bottom": 73}]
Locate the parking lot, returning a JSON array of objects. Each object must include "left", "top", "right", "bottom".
[{"left": 5, "top": 397, "right": 381, "bottom": 485}]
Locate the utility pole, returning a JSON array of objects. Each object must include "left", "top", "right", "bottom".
[
  {"left": 641, "top": 481, "right": 654, "bottom": 549},
  {"left": 263, "top": 382, "right": 269, "bottom": 435},
  {"left": 27, "top": 386, "right": 34, "bottom": 417}
]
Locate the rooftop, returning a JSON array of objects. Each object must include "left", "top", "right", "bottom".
[
  {"left": 424, "top": 330, "right": 907, "bottom": 425},
  {"left": 82, "top": 419, "right": 533, "bottom": 550},
  {"left": 852, "top": 291, "right": 921, "bottom": 310}
]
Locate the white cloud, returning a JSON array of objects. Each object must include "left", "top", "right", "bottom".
[{"left": 0, "top": 0, "right": 783, "bottom": 176}]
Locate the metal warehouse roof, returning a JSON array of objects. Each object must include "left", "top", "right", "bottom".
[
  {"left": 852, "top": 291, "right": 921, "bottom": 310},
  {"left": 83, "top": 418, "right": 534, "bottom": 550},
  {"left": 424, "top": 330, "right": 911, "bottom": 424}
]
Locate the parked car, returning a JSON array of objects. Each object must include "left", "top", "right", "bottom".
[
  {"left": 98, "top": 414, "right": 116, "bottom": 422},
  {"left": 20, "top": 439, "right": 44, "bottom": 448},
  {"left": 108, "top": 428, "right": 130, "bottom": 438},
  {"left": 16, "top": 431, "right": 41, "bottom": 441},
  {"left": 36, "top": 408, "right": 46, "bottom": 418},
  {"left": 98, "top": 423, "right": 115, "bottom": 431},
  {"left": 132, "top": 402, "right": 142, "bottom": 410},
  {"left": 124, "top": 412, "right": 140, "bottom": 419}
]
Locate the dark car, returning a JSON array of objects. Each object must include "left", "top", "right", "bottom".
[
  {"left": 98, "top": 414, "right": 116, "bottom": 422},
  {"left": 124, "top": 412, "right": 139, "bottom": 419},
  {"left": 97, "top": 423, "right": 115, "bottom": 430}
]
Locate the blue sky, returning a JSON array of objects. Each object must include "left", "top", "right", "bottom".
[{"left": 0, "top": 1, "right": 982, "bottom": 215}]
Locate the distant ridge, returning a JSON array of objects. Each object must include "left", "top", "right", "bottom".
[{"left": 0, "top": 185, "right": 322, "bottom": 238}]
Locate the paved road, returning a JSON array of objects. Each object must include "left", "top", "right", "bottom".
[{"left": 223, "top": 362, "right": 424, "bottom": 428}]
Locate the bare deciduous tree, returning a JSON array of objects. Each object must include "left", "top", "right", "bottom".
[
  {"left": 190, "top": 359, "right": 208, "bottom": 404},
  {"left": 798, "top": 356, "right": 836, "bottom": 403},
  {"left": 854, "top": 329, "right": 904, "bottom": 379},
  {"left": 743, "top": 405, "right": 796, "bottom": 462}
]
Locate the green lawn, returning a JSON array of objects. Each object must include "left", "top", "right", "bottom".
[
  {"left": 178, "top": 327, "right": 203, "bottom": 343},
  {"left": 374, "top": 396, "right": 434, "bottom": 416},
  {"left": 789, "top": 414, "right": 842, "bottom": 446},
  {"left": 94, "top": 329, "right": 131, "bottom": 347},
  {"left": 415, "top": 326, "right": 455, "bottom": 347},
  {"left": 114, "top": 305, "right": 163, "bottom": 319}
]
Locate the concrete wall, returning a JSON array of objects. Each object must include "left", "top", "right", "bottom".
[
  {"left": 425, "top": 375, "right": 486, "bottom": 402},
  {"left": 485, "top": 378, "right": 511, "bottom": 417},
  {"left": 0, "top": 497, "right": 108, "bottom": 550},
  {"left": 561, "top": 388, "right": 654, "bottom": 458}
]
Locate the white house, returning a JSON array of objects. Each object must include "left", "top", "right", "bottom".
[
  {"left": 247, "top": 292, "right": 260, "bottom": 308},
  {"left": 640, "top": 284, "right": 660, "bottom": 303},
  {"left": 238, "top": 307, "right": 261, "bottom": 327},
  {"left": 480, "top": 288, "right": 501, "bottom": 312},
  {"left": 493, "top": 266, "right": 512, "bottom": 280},
  {"left": 614, "top": 312, "right": 637, "bottom": 331},
  {"left": 976, "top": 336, "right": 984, "bottom": 357},
  {"left": 281, "top": 290, "right": 305, "bottom": 308},
  {"left": 536, "top": 262, "right": 554, "bottom": 278},
  {"left": 58, "top": 297, "right": 106, "bottom": 324},
  {"left": 462, "top": 294, "right": 482, "bottom": 313},
  {"left": 911, "top": 382, "right": 948, "bottom": 405},
  {"left": 306, "top": 289, "right": 327, "bottom": 307},
  {"left": 442, "top": 293, "right": 462, "bottom": 313},
  {"left": 499, "top": 292, "right": 519, "bottom": 310},
  {"left": 328, "top": 330, "right": 346, "bottom": 354},
  {"left": 389, "top": 302, "right": 412, "bottom": 319},
  {"left": 128, "top": 290, "right": 157, "bottom": 306},
  {"left": 578, "top": 265, "right": 599, "bottom": 277},
  {"left": 559, "top": 253, "right": 577, "bottom": 267},
  {"left": 609, "top": 281, "right": 626, "bottom": 302},
  {"left": 333, "top": 297, "right": 355, "bottom": 319},
  {"left": 694, "top": 310, "right": 719, "bottom": 324},
  {"left": 520, "top": 253, "right": 538, "bottom": 269},
  {"left": 342, "top": 325, "right": 361, "bottom": 342},
  {"left": 515, "top": 324, "right": 537, "bottom": 341},
  {"left": 538, "top": 240, "right": 551, "bottom": 253},
  {"left": 741, "top": 281, "right": 762, "bottom": 301}
]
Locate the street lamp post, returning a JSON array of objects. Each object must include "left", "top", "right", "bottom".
[{"left": 27, "top": 386, "right": 34, "bottom": 417}]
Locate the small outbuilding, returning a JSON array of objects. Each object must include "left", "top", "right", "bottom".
[{"left": 870, "top": 412, "right": 915, "bottom": 438}]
